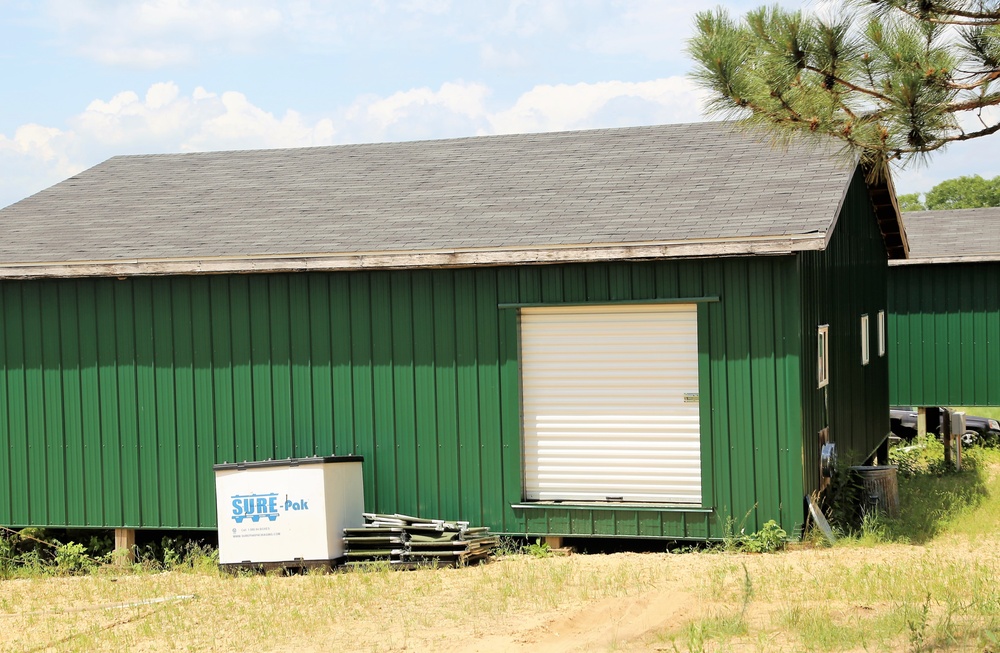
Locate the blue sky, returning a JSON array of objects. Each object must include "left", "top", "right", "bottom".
[{"left": 0, "top": 0, "right": 993, "bottom": 209}]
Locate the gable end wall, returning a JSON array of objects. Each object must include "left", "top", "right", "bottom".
[{"left": 799, "top": 168, "right": 890, "bottom": 494}]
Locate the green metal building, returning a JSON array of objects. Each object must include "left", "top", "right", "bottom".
[
  {"left": 889, "top": 208, "right": 1000, "bottom": 407},
  {"left": 0, "top": 123, "right": 904, "bottom": 540}
]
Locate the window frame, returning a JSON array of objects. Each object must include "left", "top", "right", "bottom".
[
  {"left": 877, "top": 310, "right": 886, "bottom": 357},
  {"left": 861, "top": 314, "right": 870, "bottom": 366},
  {"left": 817, "top": 325, "right": 830, "bottom": 388}
]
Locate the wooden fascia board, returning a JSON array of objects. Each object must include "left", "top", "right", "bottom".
[
  {"left": 0, "top": 235, "right": 827, "bottom": 279},
  {"left": 890, "top": 255, "right": 1000, "bottom": 266}
]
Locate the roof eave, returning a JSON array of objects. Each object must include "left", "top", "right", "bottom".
[
  {"left": 890, "top": 254, "right": 1000, "bottom": 266},
  {"left": 0, "top": 234, "right": 828, "bottom": 280},
  {"left": 864, "top": 165, "right": 909, "bottom": 260}
]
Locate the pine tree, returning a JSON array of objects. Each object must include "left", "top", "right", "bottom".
[{"left": 688, "top": 1, "right": 1000, "bottom": 178}]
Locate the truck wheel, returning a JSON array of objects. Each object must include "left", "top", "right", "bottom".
[{"left": 962, "top": 431, "right": 979, "bottom": 446}]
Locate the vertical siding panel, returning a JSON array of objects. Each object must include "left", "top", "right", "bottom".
[
  {"left": 433, "top": 272, "right": 461, "bottom": 519},
  {"left": 231, "top": 278, "right": 256, "bottom": 462},
  {"left": 540, "top": 266, "right": 563, "bottom": 302},
  {"left": 987, "top": 272, "right": 1000, "bottom": 403},
  {"left": 330, "top": 275, "right": 355, "bottom": 456},
  {"left": 190, "top": 278, "right": 216, "bottom": 527},
  {"left": 455, "top": 270, "right": 482, "bottom": 523},
  {"left": 77, "top": 282, "right": 103, "bottom": 527},
  {"left": 748, "top": 261, "right": 780, "bottom": 526},
  {"left": 496, "top": 268, "right": 521, "bottom": 532},
  {"left": 972, "top": 270, "right": 988, "bottom": 406},
  {"left": 115, "top": 283, "right": 141, "bottom": 527},
  {"left": 95, "top": 282, "right": 122, "bottom": 527},
  {"left": 584, "top": 264, "right": 609, "bottom": 302},
  {"left": 563, "top": 265, "right": 587, "bottom": 302},
  {"left": 59, "top": 283, "right": 85, "bottom": 525},
  {"left": 630, "top": 263, "right": 655, "bottom": 299},
  {"left": 892, "top": 273, "right": 911, "bottom": 405},
  {"left": 0, "top": 287, "right": 14, "bottom": 524},
  {"left": 349, "top": 274, "right": 377, "bottom": 508},
  {"left": 308, "top": 275, "right": 334, "bottom": 455},
  {"left": 773, "top": 265, "right": 802, "bottom": 531},
  {"left": 517, "top": 267, "right": 541, "bottom": 303},
  {"left": 923, "top": 270, "right": 948, "bottom": 404},
  {"left": 269, "top": 276, "right": 293, "bottom": 459},
  {"left": 724, "top": 262, "right": 757, "bottom": 532},
  {"left": 476, "top": 271, "right": 502, "bottom": 528},
  {"left": 6, "top": 286, "right": 29, "bottom": 526},
  {"left": 412, "top": 271, "right": 440, "bottom": 519},
  {"left": 23, "top": 282, "right": 47, "bottom": 524},
  {"left": 211, "top": 277, "right": 237, "bottom": 464},
  {"left": 370, "top": 272, "right": 398, "bottom": 512},
  {"left": 39, "top": 283, "right": 64, "bottom": 525},
  {"left": 249, "top": 277, "right": 274, "bottom": 461},
  {"left": 609, "top": 263, "right": 632, "bottom": 300},
  {"left": 390, "top": 274, "right": 419, "bottom": 516},
  {"left": 172, "top": 279, "right": 198, "bottom": 528},
  {"left": 289, "top": 275, "right": 315, "bottom": 458},
  {"left": 704, "top": 263, "right": 732, "bottom": 527},
  {"left": 655, "top": 261, "right": 680, "bottom": 298},
  {"left": 152, "top": 280, "right": 179, "bottom": 527},
  {"left": 915, "top": 267, "right": 934, "bottom": 404},
  {"left": 133, "top": 279, "right": 158, "bottom": 527},
  {"left": 959, "top": 270, "right": 976, "bottom": 405}
]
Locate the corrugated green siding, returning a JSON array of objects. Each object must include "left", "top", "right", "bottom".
[
  {"left": 0, "top": 260, "right": 805, "bottom": 538},
  {"left": 889, "top": 262, "right": 1000, "bottom": 406},
  {"left": 799, "top": 169, "right": 890, "bottom": 493}
]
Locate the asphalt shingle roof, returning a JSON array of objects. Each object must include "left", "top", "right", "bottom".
[
  {"left": 0, "top": 122, "right": 857, "bottom": 270},
  {"left": 900, "top": 208, "right": 1000, "bottom": 261}
]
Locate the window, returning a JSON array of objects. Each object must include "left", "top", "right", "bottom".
[
  {"left": 877, "top": 310, "right": 886, "bottom": 357},
  {"left": 861, "top": 314, "right": 870, "bottom": 365},
  {"left": 817, "top": 325, "right": 829, "bottom": 388}
]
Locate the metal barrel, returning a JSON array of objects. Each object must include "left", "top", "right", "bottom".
[{"left": 849, "top": 465, "right": 900, "bottom": 518}]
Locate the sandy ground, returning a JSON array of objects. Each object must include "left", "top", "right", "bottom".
[{"left": 4, "top": 539, "right": 984, "bottom": 653}]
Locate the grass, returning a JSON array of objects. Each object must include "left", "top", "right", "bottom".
[
  {"left": 648, "top": 444, "right": 1000, "bottom": 653},
  {"left": 951, "top": 406, "right": 1000, "bottom": 421},
  {"left": 3, "top": 443, "right": 1000, "bottom": 652}
]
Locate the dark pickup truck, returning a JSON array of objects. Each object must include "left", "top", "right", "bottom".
[{"left": 890, "top": 406, "right": 1000, "bottom": 446}]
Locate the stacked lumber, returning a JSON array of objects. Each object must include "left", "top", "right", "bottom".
[{"left": 343, "top": 513, "right": 497, "bottom": 568}]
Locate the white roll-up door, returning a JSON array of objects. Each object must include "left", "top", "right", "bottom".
[{"left": 520, "top": 304, "right": 701, "bottom": 504}]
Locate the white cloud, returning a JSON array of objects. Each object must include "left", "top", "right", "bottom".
[
  {"left": 46, "top": 0, "right": 286, "bottom": 65},
  {"left": 0, "top": 77, "right": 710, "bottom": 208},
  {"left": 489, "top": 78, "right": 708, "bottom": 134}
]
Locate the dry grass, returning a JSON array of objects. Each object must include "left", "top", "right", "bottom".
[{"left": 3, "top": 450, "right": 1000, "bottom": 652}]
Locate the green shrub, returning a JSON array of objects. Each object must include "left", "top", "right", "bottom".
[
  {"left": 523, "top": 538, "right": 554, "bottom": 558},
  {"left": 54, "top": 541, "right": 95, "bottom": 574},
  {"left": 738, "top": 520, "right": 787, "bottom": 553}
]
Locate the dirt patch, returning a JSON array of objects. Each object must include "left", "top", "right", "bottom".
[{"left": 3, "top": 538, "right": 1000, "bottom": 653}]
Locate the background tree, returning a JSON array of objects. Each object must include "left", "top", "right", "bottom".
[
  {"left": 897, "top": 192, "right": 927, "bottom": 211},
  {"left": 897, "top": 174, "right": 1000, "bottom": 210},
  {"left": 688, "top": 1, "right": 1000, "bottom": 178}
]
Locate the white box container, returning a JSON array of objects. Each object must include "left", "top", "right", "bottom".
[{"left": 214, "top": 456, "right": 364, "bottom": 567}]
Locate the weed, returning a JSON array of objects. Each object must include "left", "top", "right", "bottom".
[
  {"left": 493, "top": 536, "right": 524, "bottom": 557},
  {"left": 54, "top": 541, "right": 94, "bottom": 575},
  {"left": 822, "top": 453, "right": 867, "bottom": 532},
  {"left": 905, "top": 594, "right": 932, "bottom": 652},
  {"left": 523, "top": 538, "right": 554, "bottom": 558},
  {"left": 738, "top": 520, "right": 787, "bottom": 553}
]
